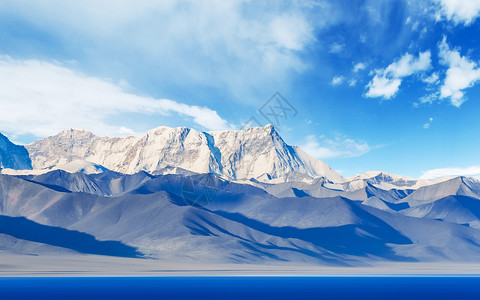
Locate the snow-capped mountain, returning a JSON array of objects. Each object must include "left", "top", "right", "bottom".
[
  {"left": 345, "top": 171, "right": 451, "bottom": 191},
  {"left": 25, "top": 125, "right": 344, "bottom": 183},
  {"left": 2, "top": 124, "right": 480, "bottom": 265},
  {"left": 0, "top": 133, "right": 32, "bottom": 170},
  {"left": 20, "top": 125, "right": 451, "bottom": 191}
]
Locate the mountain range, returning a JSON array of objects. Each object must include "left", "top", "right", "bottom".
[{"left": 1, "top": 125, "right": 479, "bottom": 266}]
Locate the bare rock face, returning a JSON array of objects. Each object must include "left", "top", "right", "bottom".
[
  {"left": 0, "top": 133, "right": 32, "bottom": 170},
  {"left": 26, "top": 125, "right": 344, "bottom": 183}
]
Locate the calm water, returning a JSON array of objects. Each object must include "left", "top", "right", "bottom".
[{"left": 0, "top": 276, "right": 479, "bottom": 299}]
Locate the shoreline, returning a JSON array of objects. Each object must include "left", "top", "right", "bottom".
[{"left": 1, "top": 253, "right": 480, "bottom": 277}]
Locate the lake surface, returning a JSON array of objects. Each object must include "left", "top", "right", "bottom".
[{"left": 0, "top": 276, "right": 479, "bottom": 299}]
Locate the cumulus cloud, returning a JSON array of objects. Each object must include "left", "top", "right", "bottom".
[
  {"left": 331, "top": 76, "right": 345, "bottom": 86},
  {"left": 384, "top": 51, "right": 432, "bottom": 78},
  {"left": 0, "top": 57, "right": 231, "bottom": 138},
  {"left": 365, "top": 51, "right": 431, "bottom": 99},
  {"left": 300, "top": 135, "right": 371, "bottom": 159},
  {"left": 437, "top": 36, "right": 480, "bottom": 107},
  {"left": 365, "top": 75, "right": 402, "bottom": 99},
  {"left": 435, "top": 0, "right": 480, "bottom": 25},
  {"left": 420, "top": 166, "right": 480, "bottom": 179}
]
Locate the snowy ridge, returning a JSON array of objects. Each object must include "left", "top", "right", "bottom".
[
  {"left": 0, "top": 125, "right": 458, "bottom": 191},
  {"left": 26, "top": 125, "right": 344, "bottom": 183},
  {"left": 345, "top": 171, "right": 451, "bottom": 190}
]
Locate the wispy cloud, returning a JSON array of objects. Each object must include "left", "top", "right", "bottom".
[
  {"left": 0, "top": 57, "right": 232, "bottom": 138},
  {"left": 422, "top": 72, "right": 440, "bottom": 85},
  {"left": 300, "top": 135, "right": 371, "bottom": 159},
  {"left": 0, "top": 1, "right": 326, "bottom": 104},
  {"left": 329, "top": 42, "right": 345, "bottom": 54},
  {"left": 365, "top": 51, "right": 431, "bottom": 99},
  {"left": 420, "top": 165, "right": 480, "bottom": 179},
  {"left": 353, "top": 62, "right": 366, "bottom": 73},
  {"left": 331, "top": 75, "right": 345, "bottom": 86},
  {"left": 435, "top": 0, "right": 480, "bottom": 26}
]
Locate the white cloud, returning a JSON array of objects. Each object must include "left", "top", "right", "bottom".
[
  {"left": 365, "top": 51, "right": 431, "bottom": 99},
  {"left": 435, "top": 0, "right": 480, "bottom": 25},
  {"left": 300, "top": 135, "right": 370, "bottom": 159},
  {"left": 269, "top": 14, "right": 315, "bottom": 51},
  {"left": 420, "top": 166, "right": 480, "bottom": 179},
  {"left": 331, "top": 76, "right": 345, "bottom": 86},
  {"left": 0, "top": 57, "right": 231, "bottom": 138},
  {"left": 422, "top": 72, "right": 440, "bottom": 85},
  {"left": 0, "top": 1, "right": 326, "bottom": 104},
  {"left": 365, "top": 75, "right": 402, "bottom": 99},
  {"left": 384, "top": 51, "right": 432, "bottom": 78},
  {"left": 353, "top": 62, "right": 366, "bottom": 73},
  {"left": 348, "top": 79, "right": 357, "bottom": 87},
  {"left": 418, "top": 92, "right": 440, "bottom": 105},
  {"left": 437, "top": 36, "right": 480, "bottom": 107}
]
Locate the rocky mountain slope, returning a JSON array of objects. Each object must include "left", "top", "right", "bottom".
[
  {"left": 18, "top": 125, "right": 447, "bottom": 192},
  {"left": 25, "top": 125, "right": 343, "bottom": 183},
  {"left": 0, "top": 133, "right": 32, "bottom": 170}
]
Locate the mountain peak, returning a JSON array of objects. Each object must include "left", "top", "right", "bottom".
[
  {"left": 345, "top": 170, "right": 452, "bottom": 190},
  {"left": 259, "top": 123, "right": 275, "bottom": 132},
  {"left": 59, "top": 128, "right": 92, "bottom": 134},
  {"left": 25, "top": 125, "right": 343, "bottom": 183},
  {"left": 55, "top": 128, "right": 96, "bottom": 139},
  {"left": 247, "top": 124, "right": 277, "bottom": 135}
]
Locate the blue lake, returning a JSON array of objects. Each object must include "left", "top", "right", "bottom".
[{"left": 0, "top": 276, "right": 479, "bottom": 299}]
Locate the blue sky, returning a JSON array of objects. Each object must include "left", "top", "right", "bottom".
[{"left": 1, "top": 0, "right": 480, "bottom": 178}]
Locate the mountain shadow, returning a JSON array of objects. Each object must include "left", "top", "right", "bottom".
[
  {"left": 0, "top": 215, "right": 143, "bottom": 258},
  {"left": 208, "top": 205, "right": 414, "bottom": 262}
]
